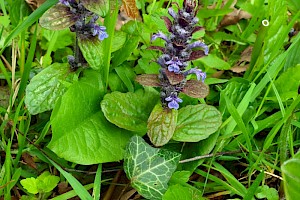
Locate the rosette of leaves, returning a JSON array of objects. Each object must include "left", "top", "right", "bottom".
[{"left": 135, "top": 0, "right": 221, "bottom": 146}]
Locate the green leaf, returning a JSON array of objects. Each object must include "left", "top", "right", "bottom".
[
  {"left": 255, "top": 185, "right": 279, "bottom": 200},
  {"left": 78, "top": 37, "right": 104, "bottom": 71},
  {"left": 282, "top": 151, "right": 300, "bottom": 200},
  {"left": 124, "top": 136, "right": 181, "bottom": 200},
  {"left": 268, "top": 64, "right": 300, "bottom": 101},
  {"left": 36, "top": 171, "right": 60, "bottom": 193},
  {"left": 81, "top": 0, "right": 109, "bottom": 17},
  {"left": 115, "top": 64, "right": 136, "bottom": 92},
  {"left": 20, "top": 177, "right": 39, "bottom": 195},
  {"left": 263, "top": 0, "right": 288, "bottom": 62},
  {"left": 169, "top": 171, "right": 190, "bottom": 184},
  {"left": 49, "top": 70, "right": 133, "bottom": 164},
  {"left": 147, "top": 104, "right": 178, "bottom": 146},
  {"left": 111, "top": 31, "right": 127, "bottom": 52},
  {"left": 25, "top": 63, "right": 71, "bottom": 115},
  {"left": 163, "top": 184, "right": 203, "bottom": 200},
  {"left": 219, "top": 80, "right": 250, "bottom": 119},
  {"left": 199, "top": 54, "right": 231, "bottom": 70},
  {"left": 101, "top": 89, "right": 159, "bottom": 133},
  {"left": 172, "top": 105, "right": 222, "bottom": 142},
  {"left": 39, "top": 4, "right": 76, "bottom": 30},
  {"left": 41, "top": 28, "right": 75, "bottom": 52},
  {"left": 108, "top": 71, "right": 127, "bottom": 92}
]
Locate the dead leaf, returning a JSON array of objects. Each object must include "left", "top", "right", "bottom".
[
  {"left": 22, "top": 153, "right": 37, "bottom": 169},
  {"left": 25, "top": 0, "right": 46, "bottom": 10},
  {"left": 121, "top": 0, "right": 140, "bottom": 19},
  {"left": 231, "top": 46, "right": 252, "bottom": 73},
  {"left": 219, "top": 9, "right": 251, "bottom": 28}
]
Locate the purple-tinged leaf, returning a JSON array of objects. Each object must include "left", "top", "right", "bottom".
[
  {"left": 81, "top": 0, "right": 109, "bottom": 17},
  {"left": 148, "top": 46, "right": 165, "bottom": 52},
  {"left": 178, "top": 17, "right": 189, "bottom": 27},
  {"left": 186, "top": 50, "right": 206, "bottom": 61},
  {"left": 192, "top": 26, "right": 204, "bottom": 34},
  {"left": 161, "top": 16, "right": 172, "bottom": 32},
  {"left": 135, "top": 74, "right": 160, "bottom": 87},
  {"left": 39, "top": 4, "right": 78, "bottom": 30},
  {"left": 165, "top": 70, "right": 185, "bottom": 85},
  {"left": 148, "top": 104, "right": 178, "bottom": 146},
  {"left": 182, "top": 80, "right": 209, "bottom": 98}
]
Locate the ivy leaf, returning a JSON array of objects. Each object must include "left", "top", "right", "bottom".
[
  {"left": 81, "top": 0, "right": 109, "bottom": 17},
  {"left": 147, "top": 104, "right": 178, "bottom": 146},
  {"left": 25, "top": 63, "right": 71, "bottom": 115},
  {"left": 101, "top": 88, "right": 159, "bottom": 133},
  {"left": 49, "top": 70, "right": 134, "bottom": 164},
  {"left": 121, "top": 0, "right": 140, "bottom": 19},
  {"left": 39, "top": 4, "right": 77, "bottom": 30},
  {"left": 124, "top": 135, "right": 181, "bottom": 200},
  {"left": 172, "top": 105, "right": 222, "bottom": 142}
]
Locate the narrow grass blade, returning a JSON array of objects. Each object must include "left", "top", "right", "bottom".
[
  {"left": 243, "top": 171, "right": 264, "bottom": 200},
  {"left": 93, "top": 164, "right": 102, "bottom": 200},
  {"left": 46, "top": 158, "right": 93, "bottom": 200}
]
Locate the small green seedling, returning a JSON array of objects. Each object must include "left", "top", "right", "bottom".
[{"left": 20, "top": 171, "right": 60, "bottom": 200}]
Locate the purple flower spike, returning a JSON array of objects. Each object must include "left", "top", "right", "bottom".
[
  {"left": 168, "top": 64, "right": 180, "bottom": 73},
  {"left": 151, "top": 32, "right": 170, "bottom": 42},
  {"left": 165, "top": 95, "right": 183, "bottom": 109},
  {"left": 168, "top": 8, "right": 177, "bottom": 19},
  {"left": 187, "top": 41, "right": 209, "bottom": 55},
  {"left": 59, "top": 0, "right": 70, "bottom": 6},
  {"left": 93, "top": 25, "right": 108, "bottom": 41},
  {"left": 184, "top": 68, "right": 206, "bottom": 82}
]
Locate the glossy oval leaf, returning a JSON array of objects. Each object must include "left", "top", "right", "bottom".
[
  {"left": 25, "top": 63, "right": 71, "bottom": 115},
  {"left": 39, "top": 4, "right": 77, "bottom": 30},
  {"left": 48, "top": 70, "right": 134, "bottom": 164},
  {"left": 281, "top": 151, "right": 300, "bottom": 200},
  {"left": 81, "top": 0, "right": 109, "bottom": 17},
  {"left": 163, "top": 184, "right": 203, "bottom": 200},
  {"left": 147, "top": 104, "right": 178, "bottom": 146},
  {"left": 78, "top": 37, "right": 104, "bottom": 71},
  {"left": 172, "top": 104, "right": 222, "bottom": 142},
  {"left": 124, "top": 135, "right": 181, "bottom": 200},
  {"left": 182, "top": 80, "right": 209, "bottom": 98},
  {"left": 101, "top": 89, "right": 159, "bottom": 133}
]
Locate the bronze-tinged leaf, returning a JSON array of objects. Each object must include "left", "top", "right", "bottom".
[
  {"left": 122, "top": 0, "right": 140, "bottom": 19},
  {"left": 165, "top": 70, "right": 185, "bottom": 85},
  {"left": 182, "top": 80, "right": 209, "bottom": 98},
  {"left": 148, "top": 104, "right": 178, "bottom": 146},
  {"left": 178, "top": 17, "right": 189, "bottom": 27},
  {"left": 192, "top": 26, "right": 204, "bottom": 34},
  {"left": 161, "top": 16, "right": 172, "bottom": 32},
  {"left": 136, "top": 74, "right": 160, "bottom": 87},
  {"left": 39, "top": 4, "right": 77, "bottom": 30},
  {"left": 148, "top": 46, "right": 165, "bottom": 52},
  {"left": 187, "top": 50, "right": 206, "bottom": 61},
  {"left": 81, "top": 0, "right": 109, "bottom": 17}
]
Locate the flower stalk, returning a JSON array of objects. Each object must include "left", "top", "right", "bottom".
[{"left": 138, "top": 0, "right": 209, "bottom": 110}]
